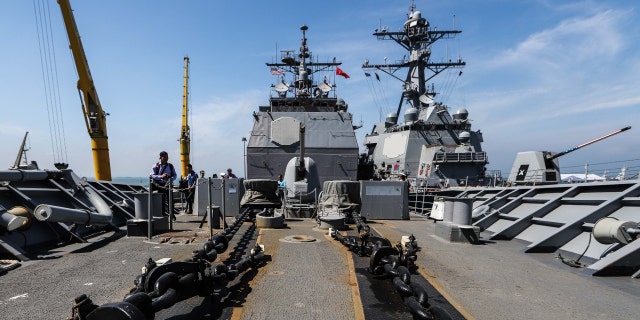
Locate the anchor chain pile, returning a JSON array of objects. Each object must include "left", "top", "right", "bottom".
[
  {"left": 70, "top": 209, "right": 266, "bottom": 320},
  {"left": 331, "top": 214, "right": 452, "bottom": 320}
]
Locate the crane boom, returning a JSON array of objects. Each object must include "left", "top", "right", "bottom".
[
  {"left": 179, "top": 56, "right": 191, "bottom": 178},
  {"left": 12, "top": 132, "right": 29, "bottom": 169},
  {"left": 57, "top": 0, "right": 111, "bottom": 181}
]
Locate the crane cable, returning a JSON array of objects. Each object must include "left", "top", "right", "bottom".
[{"left": 33, "top": 0, "right": 69, "bottom": 166}]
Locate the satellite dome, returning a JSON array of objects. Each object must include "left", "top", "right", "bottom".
[
  {"left": 274, "top": 82, "right": 289, "bottom": 93},
  {"left": 453, "top": 108, "right": 469, "bottom": 121},
  {"left": 459, "top": 131, "right": 471, "bottom": 143},
  {"left": 404, "top": 108, "right": 418, "bottom": 123},
  {"left": 386, "top": 112, "right": 398, "bottom": 124}
]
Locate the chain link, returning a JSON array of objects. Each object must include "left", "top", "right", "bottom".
[{"left": 331, "top": 214, "right": 451, "bottom": 319}]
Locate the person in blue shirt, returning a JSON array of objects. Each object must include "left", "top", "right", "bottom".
[
  {"left": 150, "top": 151, "right": 177, "bottom": 218},
  {"left": 184, "top": 163, "right": 199, "bottom": 214},
  {"left": 226, "top": 168, "right": 238, "bottom": 179},
  {"left": 277, "top": 174, "right": 286, "bottom": 200}
]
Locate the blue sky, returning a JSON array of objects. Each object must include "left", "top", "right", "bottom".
[{"left": 1, "top": 0, "right": 638, "bottom": 180}]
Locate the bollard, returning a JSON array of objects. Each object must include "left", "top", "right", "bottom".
[
  {"left": 442, "top": 197, "right": 455, "bottom": 222},
  {"left": 452, "top": 198, "right": 473, "bottom": 226}
]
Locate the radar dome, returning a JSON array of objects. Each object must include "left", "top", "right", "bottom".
[
  {"left": 386, "top": 112, "right": 398, "bottom": 124},
  {"left": 404, "top": 108, "right": 418, "bottom": 123},
  {"left": 336, "top": 98, "right": 347, "bottom": 111},
  {"left": 453, "top": 108, "right": 469, "bottom": 121},
  {"left": 459, "top": 131, "right": 471, "bottom": 143}
]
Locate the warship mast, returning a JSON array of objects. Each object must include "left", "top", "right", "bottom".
[
  {"left": 363, "top": 2, "right": 465, "bottom": 114},
  {"left": 362, "top": 2, "right": 488, "bottom": 188},
  {"left": 246, "top": 25, "right": 359, "bottom": 199},
  {"left": 265, "top": 25, "right": 342, "bottom": 106}
]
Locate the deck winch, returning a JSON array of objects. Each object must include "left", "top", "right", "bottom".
[{"left": 593, "top": 217, "right": 640, "bottom": 245}]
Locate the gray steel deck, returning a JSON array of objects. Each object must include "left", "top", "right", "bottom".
[
  {"left": 237, "top": 218, "right": 359, "bottom": 320},
  {"left": 370, "top": 215, "right": 639, "bottom": 320},
  {"left": 2, "top": 171, "right": 639, "bottom": 319}
]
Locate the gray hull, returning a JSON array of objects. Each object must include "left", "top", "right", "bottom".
[{"left": 247, "top": 110, "right": 359, "bottom": 186}]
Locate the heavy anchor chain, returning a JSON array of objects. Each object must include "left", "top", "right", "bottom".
[
  {"left": 69, "top": 209, "right": 266, "bottom": 320},
  {"left": 372, "top": 241, "right": 451, "bottom": 320},
  {"left": 332, "top": 213, "right": 451, "bottom": 320}
]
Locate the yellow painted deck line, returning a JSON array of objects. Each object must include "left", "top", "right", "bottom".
[
  {"left": 415, "top": 267, "right": 475, "bottom": 320},
  {"left": 325, "top": 231, "right": 365, "bottom": 320}
]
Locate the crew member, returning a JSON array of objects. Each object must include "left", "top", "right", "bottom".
[
  {"left": 184, "top": 164, "right": 199, "bottom": 214},
  {"left": 226, "top": 168, "right": 238, "bottom": 179},
  {"left": 150, "top": 151, "right": 177, "bottom": 219},
  {"left": 277, "top": 174, "right": 286, "bottom": 200}
]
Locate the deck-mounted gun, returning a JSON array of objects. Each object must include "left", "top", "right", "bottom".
[
  {"left": 283, "top": 122, "right": 320, "bottom": 205},
  {"left": 508, "top": 126, "right": 631, "bottom": 185},
  {"left": 547, "top": 126, "right": 631, "bottom": 161},
  {"left": 296, "top": 124, "right": 306, "bottom": 181}
]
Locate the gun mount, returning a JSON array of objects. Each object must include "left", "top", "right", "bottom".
[
  {"left": 547, "top": 126, "right": 631, "bottom": 161},
  {"left": 508, "top": 126, "right": 631, "bottom": 185},
  {"left": 296, "top": 124, "right": 306, "bottom": 180}
]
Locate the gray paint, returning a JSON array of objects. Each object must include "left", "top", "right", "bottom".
[
  {"left": 359, "top": 180, "right": 409, "bottom": 220},
  {"left": 362, "top": 6, "right": 489, "bottom": 188},
  {"left": 447, "top": 180, "right": 640, "bottom": 276},
  {"left": 246, "top": 26, "right": 359, "bottom": 192},
  {"left": 247, "top": 111, "right": 359, "bottom": 186}
]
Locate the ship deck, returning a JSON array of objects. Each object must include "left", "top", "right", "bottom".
[
  {"left": 0, "top": 211, "right": 637, "bottom": 319},
  {"left": 371, "top": 214, "right": 639, "bottom": 320}
]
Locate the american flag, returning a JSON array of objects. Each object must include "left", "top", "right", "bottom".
[{"left": 270, "top": 67, "right": 284, "bottom": 75}]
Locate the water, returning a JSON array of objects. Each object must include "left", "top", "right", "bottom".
[{"left": 111, "top": 176, "right": 148, "bottom": 185}]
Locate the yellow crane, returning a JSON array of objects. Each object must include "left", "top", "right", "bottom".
[
  {"left": 57, "top": 0, "right": 111, "bottom": 181},
  {"left": 179, "top": 56, "right": 191, "bottom": 177}
]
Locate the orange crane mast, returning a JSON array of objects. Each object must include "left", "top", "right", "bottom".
[{"left": 57, "top": 0, "right": 112, "bottom": 181}]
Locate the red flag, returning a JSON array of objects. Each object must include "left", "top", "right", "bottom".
[{"left": 336, "top": 67, "right": 350, "bottom": 79}]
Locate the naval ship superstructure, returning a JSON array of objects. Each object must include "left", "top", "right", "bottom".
[
  {"left": 3, "top": 2, "right": 639, "bottom": 318},
  {"left": 245, "top": 26, "right": 359, "bottom": 197},
  {"left": 362, "top": 5, "right": 489, "bottom": 188}
]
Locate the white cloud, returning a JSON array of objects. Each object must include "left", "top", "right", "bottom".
[
  {"left": 183, "top": 90, "right": 262, "bottom": 177},
  {"left": 462, "top": 7, "right": 640, "bottom": 174},
  {"left": 493, "top": 9, "right": 628, "bottom": 69}
]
